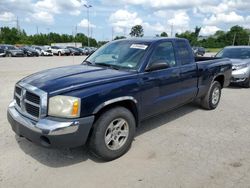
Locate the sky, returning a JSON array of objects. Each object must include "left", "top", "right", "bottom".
[{"left": 0, "top": 0, "right": 250, "bottom": 41}]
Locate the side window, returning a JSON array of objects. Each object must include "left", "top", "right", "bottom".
[
  {"left": 149, "top": 42, "right": 176, "bottom": 68},
  {"left": 175, "top": 41, "right": 193, "bottom": 65}
]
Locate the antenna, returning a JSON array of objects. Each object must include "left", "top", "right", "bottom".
[{"left": 232, "top": 33, "right": 236, "bottom": 46}]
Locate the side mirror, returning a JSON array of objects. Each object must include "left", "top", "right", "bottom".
[{"left": 146, "top": 60, "right": 169, "bottom": 72}]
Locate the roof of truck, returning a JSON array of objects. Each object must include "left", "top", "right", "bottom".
[
  {"left": 225, "top": 46, "right": 250, "bottom": 49},
  {"left": 115, "top": 37, "right": 186, "bottom": 43}
]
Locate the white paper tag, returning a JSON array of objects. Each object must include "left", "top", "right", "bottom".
[{"left": 130, "top": 44, "right": 148, "bottom": 50}]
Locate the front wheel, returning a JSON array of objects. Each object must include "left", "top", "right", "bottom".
[
  {"left": 201, "top": 81, "right": 222, "bottom": 110},
  {"left": 89, "top": 107, "right": 136, "bottom": 161},
  {"left": 243, "top": 78, "right": 250, "bottom": 88}
]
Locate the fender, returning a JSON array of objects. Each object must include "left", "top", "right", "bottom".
[{"left": 93, "top": 96, "right": 138, "bottom": 114}]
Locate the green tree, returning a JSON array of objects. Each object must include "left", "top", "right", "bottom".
[
  {"left": 130, "top": 25, "right": 144, "bottom": 37},
  {"left": 160, "top": 32, "right": 168, "bottom": 37},
  {"left": 114, "top": 36, "right": 126, "bottom": 40}
]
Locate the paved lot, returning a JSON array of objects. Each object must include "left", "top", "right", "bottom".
[{"left": 0, "top": 56, "right": 250, "bottom": 188}]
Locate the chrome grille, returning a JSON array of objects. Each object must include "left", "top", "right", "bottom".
[{"left": 14, "top": 83, "right": 48, "bottom": 121}]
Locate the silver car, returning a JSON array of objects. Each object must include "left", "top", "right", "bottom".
[{"left": 216, "top": 46, "right": 250, "bottom": 88}]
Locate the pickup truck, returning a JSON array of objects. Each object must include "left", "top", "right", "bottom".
[{"left": 7, "top": 38, "right": 232, "bottom": 161}]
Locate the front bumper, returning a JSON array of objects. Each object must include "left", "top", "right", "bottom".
[
  {"left": 231, "top": 68, "right": 250, "bottom": 83},
  {"left": 7, "top": 101, "right": 95, "bottom": 148}
]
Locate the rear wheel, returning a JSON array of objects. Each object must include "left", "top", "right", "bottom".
[
  {"left": 58, "top": 51, "right": 62, "bottom": 56},
  {"left": 201, "top": 81, "right": 222, "bottom": 110},
  {"left": 89, "top": 107, "right": 136, "bottom": 161}
]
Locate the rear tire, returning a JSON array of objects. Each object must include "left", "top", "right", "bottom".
[
  {"left": 201, "top": 81, "right": 222, "bottom": 110},
  {"left": 58, "top": 51, "right": 62, "bottom": 56},
  {"left": 89, "top": 107, "right": 136, "bottom": 161}
]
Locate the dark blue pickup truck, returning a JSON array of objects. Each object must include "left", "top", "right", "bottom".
[{"left": 8, "top": 38, "right": 232, "bottom": 160}]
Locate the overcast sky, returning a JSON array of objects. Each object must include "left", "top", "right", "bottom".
[{"left": 0, "top": 0, "right": 250, "bottom": 41}]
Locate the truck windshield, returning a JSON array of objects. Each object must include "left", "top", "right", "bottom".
[
  {"left": 216, "top": 48, "right": 250, "bottom": 59},
  {"left": 86, "top": 41, "right": 149, "bottom": 70}
]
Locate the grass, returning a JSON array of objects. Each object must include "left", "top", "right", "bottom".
[{"left": 206, "top": 48, "right": 222, "bottom": 53}]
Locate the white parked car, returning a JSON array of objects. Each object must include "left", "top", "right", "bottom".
[
  {"left": 34, "top": 46, "right": 53, "bottom": 56},
  {"left": 49, "top": 46, "right": 70, "bottom": 56}
]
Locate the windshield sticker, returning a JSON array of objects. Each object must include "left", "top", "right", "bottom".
[{"left": 130, "top": 44, "right": 148, "bottom": 50}]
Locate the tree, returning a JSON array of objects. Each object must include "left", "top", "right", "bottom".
[
  {"left": 160, "top": 32, "right": 168, "bottom": 37},
  {"left": 194, "top": 26, "right": 201, "bottom": 38},
  {"left": 114, "top": 36, "right": 126, "bottom": 40},
  {"left": 130, "top": 25, "right": 144, "bottom": 37}
]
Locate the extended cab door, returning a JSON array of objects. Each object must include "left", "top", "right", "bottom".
[
  {"left": 140, "top": 41, "right": 183, "bottom": 118},
  {"left": 175, "top": 40, "right": 199, "bottom": 104}
]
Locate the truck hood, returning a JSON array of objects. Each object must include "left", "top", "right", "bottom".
[{"left": 20, "top": 65, "right": 133, "bottom": 94}]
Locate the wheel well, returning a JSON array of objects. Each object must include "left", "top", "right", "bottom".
[
  {"left": 94, "top": 100, "right": 139, "bottom": 127},
  {"left": 214, "top": 75, "right": 225, "bottom": 88}
]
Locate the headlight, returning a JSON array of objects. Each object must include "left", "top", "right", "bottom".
[
  {"left": 233, "top": 64, "right": 248, "bottom": 70},
  {"left": 48, "top": 96, "right": 81, "bottom": 118}
]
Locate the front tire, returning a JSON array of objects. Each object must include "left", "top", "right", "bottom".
[
  {"left": 89, "top": 107, "right": 136, "bottom": 161},
  {"left": 243, "top": 78, "right": 250, "bottom": 88},
  {"left": 201, "top": 81, "right": 222, "bottom": 110}
]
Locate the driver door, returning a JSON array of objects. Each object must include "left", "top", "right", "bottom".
[{"left": 140, "top": 41, "right": 182, "bottom": 119}]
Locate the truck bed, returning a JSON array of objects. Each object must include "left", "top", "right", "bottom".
[{"left": 195, "top": 56, "right": 221, "bottom": 62}]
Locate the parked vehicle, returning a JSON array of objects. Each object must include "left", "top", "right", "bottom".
[
  {"left": 19, "top": 46, "right": 39, "bottom": 57},
  {"left": 49, "top": 46, "right": 69, "bottom": 56},
  {"left": 0, "top": 45, "right": 24, "bottom": 57},
  {"left": 34, "top": 46, "right": 53, "bottom": 56},
  {"left": 0, "top": 48, "right": 6, "bottom": 57},
  {"left": 216, "top": 46, "right": 250, "bottom": 88},
  {"left": 193, "top": 47, "right": 205, "bottom": 56},
  {"left": 66, "top": 47, "right": 81, "bottom": 56},
  {"left": 7, "top": 38, "right": 232, "bottom": 161},
  {"left": 80, "top": 47, "right": 91, "bottom": 55},
  {"left": 66, "top": 46, "right": 85, "bottom": 55},
  {"left": 62, "top": 47, "right": 71, "bottom": 56}
]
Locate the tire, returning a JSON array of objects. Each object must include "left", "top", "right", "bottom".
[
  {"left": 243, "top": 78, "right": 250, "bottom": 88},
  {"left": 201, "top": 81, "right": 222, "bottom": 110},
  {"left": 58, "top": 51, "right": 62, "bottom": 56},
  {"left": 89, "top": 107, "right": 136, "bottom": 161}
]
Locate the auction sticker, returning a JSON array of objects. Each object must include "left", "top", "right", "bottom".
[{"left": 130, "top": 44, "right": 148, "bottom": 50}]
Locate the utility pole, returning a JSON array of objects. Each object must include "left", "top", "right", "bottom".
[
  {"left": 232, "top": 33, "right": 236, "bottom": 46},
  {"left": 84, "top": 4, "right": 92, "bottom": 47},
  {"left": 36, "top": 25, "right": 39, "bottom": 34},
  {"left": 16, "top": 16, "right": 20, "bottom": 31},
  {"left": 112, "top": 27, "right": 114, "bottom": 40},
  {"left": 170, "top": 23, "right": 173, "bottom": 37}
]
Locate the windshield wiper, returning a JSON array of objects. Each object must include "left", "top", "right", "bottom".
[{"left": 95, "top": 63, "right": 120, "bottom": 70}]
